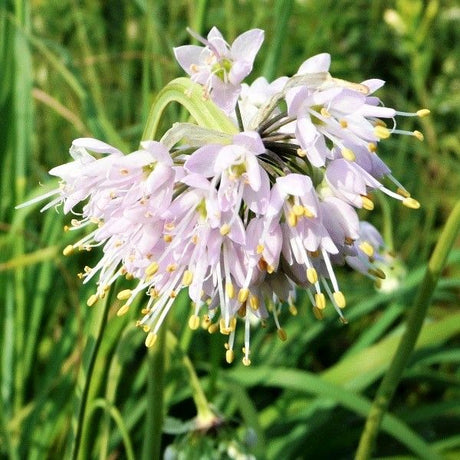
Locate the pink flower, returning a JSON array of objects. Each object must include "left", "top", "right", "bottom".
[{"left": 174, "top": 27, "right": 264, "bottom": 114}]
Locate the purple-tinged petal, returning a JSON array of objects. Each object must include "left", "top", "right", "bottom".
[
  {"left": 71, "top": 138, "right": 123, "bottom": 156},
  {"left": 231, "top": 29, "right": 264, "bottom": 63},
  {"left": 297, "top": 53, "right": 331, "bottom": 74},
  {"left": 184, "top": 144, "right": 219, "bottom": 176}
]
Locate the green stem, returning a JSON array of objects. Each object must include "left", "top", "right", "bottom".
[
  {"left": 141, "top": 78, "right": 237, "bottom": 141},
  {"left": 167, "top": 332, "right": 216, "bottom": 428},
  {"left": 70, "top": 289, "right": 113, "bottom": 460},
  {"left": 262, "top": 0, "right": 294, "bottom": 81},
  {"left": 142, "top": 322, "right": 168, "bottom": 460},
  {"left": 355, "top": 200, "right": 460, "bottom": 460}
]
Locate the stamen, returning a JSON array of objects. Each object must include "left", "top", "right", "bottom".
[
  {"left": 63, "top": 245, "right": 74, "bottom": 256},
  {"left": 145, "top": 261, "right": 159, "bottom": 276},
  {"left": 188, "top": 314, "right": 200, "bottom": 330},
  {"left": 117, "top": 304, "right": 130, "bottom": 316},
  {"left": 374, "top": 126, "right": 391, "bottom": 139},
  {"left": 117, "top": 289, "right": 132, "bottom": 300},
  {"left": 278, "top": 328, "right": 287, "bottom": 341},
  {"left": 182, "top": 270, "right": 193, "bottom": 286},
  {"left": 402, "top": 197, "right": 420, "bottom": 209},
  {"left": 315, "top": 293, "right": 326, "bottom": 310},
  {"left": 359, "top": 241, "right": 374, "bottom": 258},
  {"left": 306, "top": 267, "right": 318, "bottom": 284},
  {"left": 86, "top": 294, "right": 98, "bottom": 307},
  {"left": 361, "top": 196, "right": 374, "bottom": 211},
  {"left": 332, "top": 291, "right": 346, "bottom": 309},
  {"left": 238, "top": 287, "right": 249, "bottom": 303},
  {"left": 145, "top": 332, "right": 157, "bottom": 348},
  {"left": 341, "top": 148, "right": 356, "bottom": 161},
  {"left": 226, "top": 348, "right": 234, "bottom": 364}
]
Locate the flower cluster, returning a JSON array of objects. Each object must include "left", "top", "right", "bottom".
[{"left": 24, "top": 27, "right": 428, "bottom": 365}]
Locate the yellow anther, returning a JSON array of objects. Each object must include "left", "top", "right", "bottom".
[
  {"left": 142, "top": 325, "right": 150, "bottom": 332},
  {"left": 182, "top": 270, "right": 193, "bottom": 286},
  {"left": 238, "top": 287, "right": 249, "bottom": 303},
  {"left": 277, "top": 328, "right": 287, "bottom": 341},
  {"left": 117, "top": 289, "right": 132, "bottom": 300},
  {"left": 208, "top": 323, "right": 219, "bottom": 334},
  {"left": 368, "top": 142, "right": 377, "bottom": 152},
  {"left": 315, "top": 293, "right": 326, "bottom": 310},
  {"left": 230, "top": 317, "right": 237, "bottom": 330},
  {"left": 297, "top": 148, "right": 307, "bottom": 157},
  {"left": 201, "top": 314, "right": 210, "bottom": 328},
  {"left": 374, "top": 125, "right": 391, "bottom": 139},
  {"left": 188, "top": 314, "right": 200, "bottom": 330},
  {"left": 417, "top": 109, "right": 430, "bottom": 117},
  {"left": 413, "top": 130, "right": 424, "bottom": 141},
  {"left": 63, "top": 225, "right": 69, "bottom": 232},
  {"left": 220, "top": 223, "right": 231, "bottom": 236},
  {"left": 256, "top": 244, "right": 264, "bottom": 254},
  {"left": 145, "top": 261, "right": 159, "bottom": 276},
  {"left": 397, "top": 188, "right": 411, "bottom": 198},
  {"left": 344, "top": 237, "right": 354, "bottom": 245},
  {"left": 141, "top": 308, "right": 150, "bottom": 315},
  {"left": 339, "top": 119, "right": 348, "bottom": 128},
  {"left": 341, "top": 148, "right": 356, "bottom": 161},
  {"left": 242, "top": 357, "right": 251, "bottom": 366},
  {"left": 238, "top": 305, "right": 246, "bottom": 317},
  {"left": 145, "top": 332, "right": 157, "bottom": 348},
  {"left": 249, "top": 295, "right": 259, "bottom": 311},
  {"left": 340, "top": 316, "right": 349, "bottom": 325},
  {"left": 226, "top": 282, "right": 235, "bottom": 299},
  {"left": 359, "top": 241, "right": 375, "bottom": 258},
  {"left": 293, "top": 204, "right": 304, "bottom": 216},
  {"left": 361, "top": 196, "right": 374, "bottom": 211},
  {"left": 169, "top": 290, "right": 177, "bottom": 298},
  {"left": 402, "top": 197, "right": 421, "bottom": 209},
  {"left": 163, "top": 234, "right": 173, "bottom": 243},
  {"left": 63, "top": 245, "right": 74, "bottom": 256},
  {"left": 333, "top": 291, "right": 346, "bottom": 309},
  {"left": 117, "top": 304, "right": 130, "bottom": 317},
  {"left": 266, "top": 264, "right": 275, "bottom": 274},
  {"left": 320, "top": 107, "right": 331, "bottom": 117},
  {"left": 368, "top": 268, "right": 387, "bottom": 279},
  {"left": 86, "top": 294, "right": 99, "bottom": 307},
  {"left": 303, "top": 206, "right": 314, "bottom": 218},
  {"left": 289, "top": 304, "right": 298, "bottom": 316},
  {"left": 312, "top": 306, "right": 323, "bottom": 320},
  {"left": 125, "top": 273, "right": 133, "bottom": 280},
  {"left": 225, "top": 349, "right": 234, "bottom": 364},
  {"left": 309, "top": 250, "right": 320, "bottom": 258},
  {"left": 166, "top": 263, "right": 176, "bottom": 272},
  {"left": 119, "top": 168, "right": 129, "bottom": 175},
  {"left": 306, "top": 267, "right": 318, "bottom": 284},
  {"left": 287, "top": 211, "right": 297, "bottom": 227}
]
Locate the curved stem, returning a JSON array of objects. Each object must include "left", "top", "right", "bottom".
[
  {"left": 355, "top": 200, "right": 460, "bottom": 460},
  {"left": 141, "top": 77, "right": 237, "bottom": 141},
  {"left": 167, "top": 331, "right": 217, "bottom": 428}
]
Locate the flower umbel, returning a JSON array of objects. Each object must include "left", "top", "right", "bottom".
[{"left": 21, "top": 27, "right": 429, "bottom": 365}]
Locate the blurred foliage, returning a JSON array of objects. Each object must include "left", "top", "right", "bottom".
[{"left": 0, "top": 0, "right": 459, "bottom": 459}]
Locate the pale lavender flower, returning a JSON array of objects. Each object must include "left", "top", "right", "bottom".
[
  {"left": 174, "top": 27, "right": 264, "bottom": 114},
  {"left": 21, "top": 27, "right": 429, "bottom": 365}
]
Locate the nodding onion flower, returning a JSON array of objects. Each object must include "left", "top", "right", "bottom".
[{"left": 20, "top": 27, "right": 429, "bottom": 365}]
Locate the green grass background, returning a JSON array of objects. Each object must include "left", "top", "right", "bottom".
[{"left": 1, "top": 0, "right": 459, "bottom": 458}]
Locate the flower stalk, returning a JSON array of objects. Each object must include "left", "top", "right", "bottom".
[{"left": 355, "top": 200, "right": 460, "bottom": 460}]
